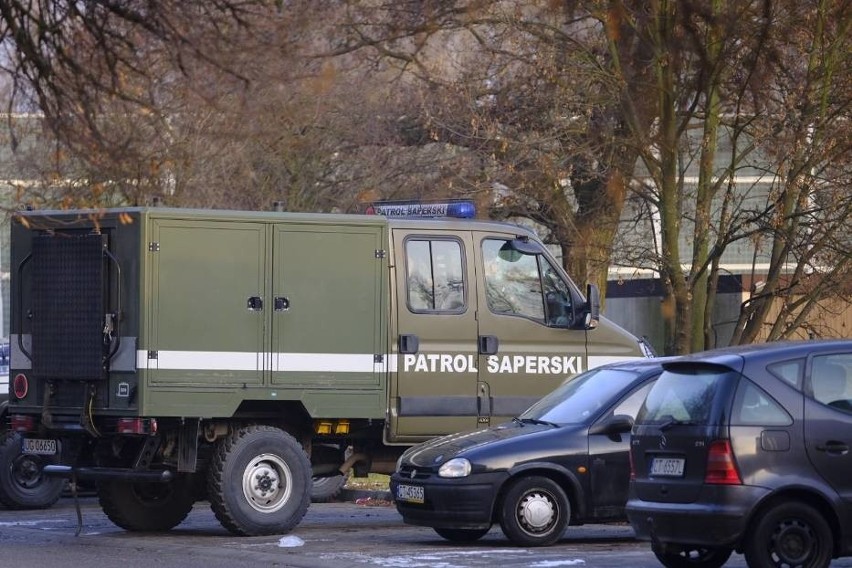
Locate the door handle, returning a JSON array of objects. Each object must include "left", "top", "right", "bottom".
[
  {"left": 816, "top": 441, "right": 849, "bottom": 455},
  {"left": 399, "top": 334, "right": 419, "bottom": 354},
  {"left": 478, "top": 335, "right": 499, "bottom": 355},
  {"left": 274, "top": 296, "right": 290, "bottom": 312},
  {"left": 247, "top": 296, "right": 263, "bottom": 311}
]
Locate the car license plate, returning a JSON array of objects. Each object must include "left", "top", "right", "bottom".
[
  {"left": 22, "top": 438, "right": 58, "bottom": 456},
  {"left": 650, "top": 457, "right": 685, "bottom": 477},
  {"left": 396, "top": 483, "right": 425, "bottom": 504}
]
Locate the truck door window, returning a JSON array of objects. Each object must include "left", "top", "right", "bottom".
[
  {"left": 405, "top": 238, "right": 465, "bottom": 313},
  {"left": 482, "top": 239, "right": 573, "bottom": 325},
  {"left": 541, "top": 258, "right": 573, "bottom": 326}
]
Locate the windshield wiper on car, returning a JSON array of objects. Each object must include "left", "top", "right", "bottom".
[
  {"left": 658, "top": 418, "right": 698, "bottom": 431},
  {"left": 516, "top": 417, "right": 559, "bottom": 428}
]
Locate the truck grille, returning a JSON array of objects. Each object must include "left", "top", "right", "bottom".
[{"left": 32, "top": 233, "right": 107, "bottom": 380}]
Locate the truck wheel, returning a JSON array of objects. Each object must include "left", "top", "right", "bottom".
[
  {"left": 98, "top": 474, "right": 196, "bottom": 531},
  {"left": 311, "top": 473, "right": 348, "bottom": 503},
  {"left": 208, "top": 425, "right": 311, "bottom": 536},
  {"left": 0, "top": 431, "right": 64, "bottom": 510}
]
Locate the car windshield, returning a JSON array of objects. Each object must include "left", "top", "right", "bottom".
[
  {"left": 637, "top": 366, "right": 733, "bottom": 426},
  {"left": 519, "top": 368, "right": 640, "bottom": 424}
]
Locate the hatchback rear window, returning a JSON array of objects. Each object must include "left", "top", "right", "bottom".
[{"left": 637, "top": 367, "right": 733, "bottom": 425}]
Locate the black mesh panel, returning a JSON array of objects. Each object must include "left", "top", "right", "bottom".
[{"left": 32, "top": 233, "right": 106, "bottom": 380}]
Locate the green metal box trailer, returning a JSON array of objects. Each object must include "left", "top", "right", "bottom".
[{"left": 1, "top": 206, "right": 650, "bottom": 535}]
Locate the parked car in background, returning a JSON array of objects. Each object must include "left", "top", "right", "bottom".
[
  {"left": 627, "top": 340, "right": 852, "bottom": 568},
  {"left": 391, "top": 359, "right": 664, "bottom": 547},
  {"left": 0, "top": 340, "right": 65, "bottom": 509}
]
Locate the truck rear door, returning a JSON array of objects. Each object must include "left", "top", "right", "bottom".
[
  {"left": 148, "top": 219, "right": 266, "bottom": 392},
  {"left": 269, "top": 223, "right": 386, "bottom": 418}
]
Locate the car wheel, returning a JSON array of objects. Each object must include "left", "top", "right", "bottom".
[
  {"left": 0, "top": 431, "right": 64, "bottom": 510},
  {"left": 498, "top": 475, "right": 569, "bottom": 547},
  {"left": 434, "top": 527, "right": 491, "bottom": 542},
  {"left": 652, "top": 544, "right": 733, "bottom": 568},
  {"left": 744, "top": 501, "right": 833, "bottom": 568}
]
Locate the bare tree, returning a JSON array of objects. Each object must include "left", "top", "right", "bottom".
[
  {"left": 0, "top": 1, "right": 285, "bottom": 207},
  {"left": 336, "top": 0, "right": 850, "bottom": 352},
  {"left": 333, "top": 1, "right": 661, "bottom": 295},
  {"left": 610, "top": 0, "right": 851, "bottom": 352}
]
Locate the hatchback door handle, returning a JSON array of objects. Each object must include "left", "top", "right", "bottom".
[{"left": 816, "top": 441, "right": 849, "bottom": 455}]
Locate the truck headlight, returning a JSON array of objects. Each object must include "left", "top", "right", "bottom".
[{"left": 438, "top": 458, "right": 471, "bottom": 478}]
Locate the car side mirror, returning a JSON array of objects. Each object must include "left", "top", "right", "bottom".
[{"left": 589, "top": 414, "right": 634, "bottom": 436}]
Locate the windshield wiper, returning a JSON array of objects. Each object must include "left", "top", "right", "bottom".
[
  {"left": 658, "top": 418, "right": 697, "bottom": 431},
  {"left": 517, "top": 417, "right": 559, "bottom": 428}
]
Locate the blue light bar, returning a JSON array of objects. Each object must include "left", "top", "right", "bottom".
[{"left": 365, "top": 200, "right": 476, "bottom": 219}]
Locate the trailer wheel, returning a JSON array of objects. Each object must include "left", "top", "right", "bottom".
[
  {"left": 208, "top": 425, "right": 311, "bottom": 536},
  {"left": 0, "top": 431, "right": 64, "bottom": 510},
  {"left": 98, "top": 474, "right": 196, "bottom": 532}
]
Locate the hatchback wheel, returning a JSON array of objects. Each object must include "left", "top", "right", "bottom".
[
  {"left": 434, "top": 527, "right": 491, "bottom": 542},
  {"left": 652, "top": 543, "right": 732, "bottom": 568},
  {"left": 744, "top": 502, "right": 833, "bottom": 568},
  {"left": 498, "top": 475, "right": 569, "bottom": 547}
]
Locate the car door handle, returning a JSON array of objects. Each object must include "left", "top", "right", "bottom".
[{"left": 816, "top": 441, "right": 849, "bottom": 455}]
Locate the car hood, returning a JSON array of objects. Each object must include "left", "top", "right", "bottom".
[{"left": 402, "top": 421, "right": 570, "bottom": 468}]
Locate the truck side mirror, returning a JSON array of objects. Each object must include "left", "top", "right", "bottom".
[{"left": 584, "top": 284, "right": 600, "bottom": 330}]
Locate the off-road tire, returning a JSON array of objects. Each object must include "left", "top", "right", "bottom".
[
  {"left": 498, "top": 475, "right": 570, "bottom": 547},
  {"left": 0, "top": 431, "right": 64, "bottom": 510},
  {"left": 311, "top": 473, "right": 348, "bottom": 503},
  {"left": 434, "top": 527, "right": 491, "bottom": 543},
  {"left": 744, "top": 501, "right": 833, "bottom": 568},
  {"left": 207, "top": 425, "right": 311, "bottom": 536},
  {"left": 652, "top": 544, "right": 733, "bottom": 568},
  {"left": 98, "top": 474, "right": 196, "bottom": 531}
]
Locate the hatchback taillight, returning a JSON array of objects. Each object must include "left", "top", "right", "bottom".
[{"left": 705, "top": 440, "right": 741, "bottom": 485}]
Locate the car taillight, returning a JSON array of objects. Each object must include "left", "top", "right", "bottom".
[
  {"left": 705, "top": 440, "right": 742, "bottom": 485},
  {"left": 10, "top": 414, "right": 36, "bottom": 432}
]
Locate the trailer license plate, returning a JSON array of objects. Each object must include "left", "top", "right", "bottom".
[
  {"left": 396, "top": 483, "right": 425, "bottom": 504},
  {"left": 22, "top": 438, "right": 58, "bottom": 456},
  {"left": 651, "top": 457, "right": 685, "bottom": 477}
]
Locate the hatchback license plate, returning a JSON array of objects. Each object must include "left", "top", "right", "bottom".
[
  {"left": 396, "top": 483, "right": 425, "bottom": 504},
  {"left": 22, "top": 438, "right": 58, "bottom": 456},
  {"left": 651, "top": 457, "right": 685, "bottom": 477}
]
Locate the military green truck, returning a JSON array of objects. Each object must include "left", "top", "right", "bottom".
[{"left": 1, "top": 204, "right": 651, "bottom": 535}]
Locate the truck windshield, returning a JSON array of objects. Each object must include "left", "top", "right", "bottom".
[{"left": 519, "top": 368, "right": 639, "bottom": 425}]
